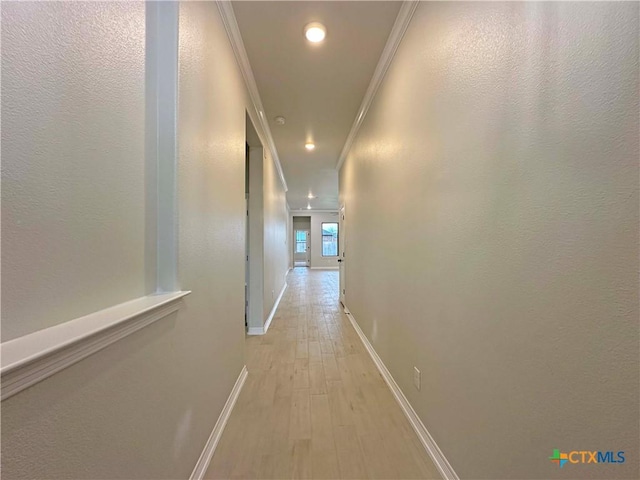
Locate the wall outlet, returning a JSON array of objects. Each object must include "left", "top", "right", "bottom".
[{"left": 413, "top": 367, "right": 421, "bottom": 391}]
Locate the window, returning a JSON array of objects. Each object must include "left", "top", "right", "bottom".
[
  {"left": 296, "top": 231, "right": 307, "bottom": 253},
  {"left": 321, "top": 222, "right": 338, "bottom": 257}
]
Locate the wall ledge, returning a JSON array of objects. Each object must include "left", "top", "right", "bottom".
[
  {"left": 1, "top": 291, "right": 190, "bottom": 400},
  {"left": 343, "top": 305, "right": 460, "bottom": 480}
]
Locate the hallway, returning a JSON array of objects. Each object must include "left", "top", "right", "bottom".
[
  {"left": 206, "top": 269, "right": 439, "bottom": 479},
  {"left": 2, "top": 2, "right": 638, "bottom": 478}
]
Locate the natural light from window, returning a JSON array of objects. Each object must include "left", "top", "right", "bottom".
[
  {"left": 322, "top": 222, "right": 338, "bottom": 257},
  {"left": 296, "top": 231, "right": 307, "bottom": 253}
]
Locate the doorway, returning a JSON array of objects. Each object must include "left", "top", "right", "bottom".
[
  {"left": 294, "top": 230, "right": 310, "bottom": 267},
  {"left": 245, "top": 112, "right": 265, "bottom": 333},
  {"left": 245, "top": 142, "right": 250, "bottom": 327},
  {"left": 292, "top": 216, "right": 311, "bottom": 267},
  {"left": 339, "top": 205, "right": 346, "bottom": 305}
]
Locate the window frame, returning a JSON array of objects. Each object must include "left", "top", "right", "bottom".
[
  {"left": 321, "top": 222, "right": 339, "bottom": 257},
  {"left": 295, "top": 230, "right": 308, "bottom": 254}
]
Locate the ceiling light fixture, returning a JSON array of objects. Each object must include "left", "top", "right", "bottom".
[
  {"left": 305, "top": 142, "right": 315, "bottom": 151},
  {"left": 304, "top": 22, "right": 326, "bottom": 43},
  {"left": 274, "top": 116, "right": 286, "bottom": 125},
  {"left": 307, "top": 204, "right": 312, "bottom": 210},
  {"left": 307, "top": 194, "right": 315, "bottom": 199}
]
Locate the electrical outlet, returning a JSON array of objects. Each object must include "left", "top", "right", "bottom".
[{"left": 413, "top": 367, "right": 421, "bottom": 391}]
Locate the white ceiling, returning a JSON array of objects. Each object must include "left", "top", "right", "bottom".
[{"left": 232, "top": 1, "right": 402, "bottom": 211}]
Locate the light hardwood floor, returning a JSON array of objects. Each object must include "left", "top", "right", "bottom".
[{"left": 205, "top": 268, "right": 440, "bottom": 480}]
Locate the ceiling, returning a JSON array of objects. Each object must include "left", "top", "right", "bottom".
[{"left": 232, "top": 1, "right": 402, "bottom": 211}]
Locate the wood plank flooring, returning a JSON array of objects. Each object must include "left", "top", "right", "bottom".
[{"left": 205, "top": 268, "right": 440, "bottom": 480}]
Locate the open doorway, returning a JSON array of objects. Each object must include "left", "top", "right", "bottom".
[
  {"left": 245, "top": 112, "right": 263, "bottom": 332},
  {"left": 339, "top": 205, "right": 346, "bottom": 306},
  {"left": 292, "top": 216, "right": 311, "bottom": 267}
]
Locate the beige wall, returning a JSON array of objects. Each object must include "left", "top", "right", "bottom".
[
  {"left": 293, "top": 216, "right": 311, "bottom": 230},
  {"left": 176, "top": 3, "right": 248, "bottom": 478},
  {"left": 1, "top": 2, "right": 289, "bottom": 478},
  {"left": 339, "top": 2, "right": 639, "bottom": 479},
  {"left": 1, "top": 1, "right": 147, "bottom": 341},
  {"left": 262, "top": 148, "right": 289, "bottom": 319},
  {"left": 246, "top": 145, "right": 288, "bottom": 331},
  {"left": 248, "top": 147, "right": 265, "bottom": 329}
]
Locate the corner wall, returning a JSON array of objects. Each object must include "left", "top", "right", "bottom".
[
  {"left": 248, "top": 147, "right": 265, "bottom": 330},
  {"left": 262, "top": 147, "right": 289, "bottom": 323},
  {"left": 339, "top": 2, "right": 639, "bottom": 479},
  {"left": 1, "top": 2, "right": 288, "bottom": 478}
]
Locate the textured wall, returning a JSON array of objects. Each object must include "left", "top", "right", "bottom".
[
  {"left": 340, "top": 2, "right": 639, "bottom": 479},
  {"left": 1, "top": 2, "right": 260, "bottom": 478},
  {"left": 1, "top": 1, "right": 147, "bottom": 341},
  {"left": 293, "top": 216, "right": 311, "bottom": 230},
  {"left": 262, "top": 149, "right": 289, "bottom": 318},
  {"left": 175, "top": 1, "right": 247, "bottom": 475},
  {"left": 248, "top": 147, "right": 265, "bottom": 329}
]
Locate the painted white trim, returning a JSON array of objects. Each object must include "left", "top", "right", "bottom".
[
  {"left": 335, "top": 1, "right": 418, "bottom": 172},
  {"left": 264, "top": 282, "right": 287, "bottom": 334},
  {"left": 343, "top": 306, "right": 460, "bottom": 480},
  {"left": 310, "top": 267, "right": 339, "bottom": 270},
  {"left": 246, "top": 282, "right": 287, "bottom": 336},
  {"left": 146, "top": 1, "right": 180, "bottom": 292},
  {"left": 189, "top": 366, "right": 248, "bottom": 480},
  {"left": 291, "top": 209, "right": 340, "bottom": 214},
  {"left": 216, "top": 1, "right": 288, "bottom": 193},
  {"left": 1, "top": 292, "right": 191, "bottom": 401}
]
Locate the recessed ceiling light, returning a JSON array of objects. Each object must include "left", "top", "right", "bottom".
[
  {"left": 304, "top": 22, "right": 326, "bottom": 43},
  {"left": 307, "top": 193, "right": 315, "bottom": 199},
  {"left": 307, "top": 204, "right": 312, "bottom": 210},
  {"left": 305, "top": 142, "right": 315, "bottom": 151}
]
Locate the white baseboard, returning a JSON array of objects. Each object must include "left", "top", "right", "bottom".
[
  {"left": 190, "top": 365, "right": 248, "bottom": 480},
  {"left": 310, "top": 266, "right": 339, "bottom": 270},
  {"left": 247, "top": 282, "right": 287, "bottom": 336},
  {"left": 264, "top": 282, "right": 287, "bottom": 334},
  {"left": 343, "top": 306, "right": 459, "bottom": 480}
]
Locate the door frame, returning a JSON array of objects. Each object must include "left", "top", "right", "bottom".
[
  {"left": 339, "top": 204, "right": 346, "bottom": 305},
  {"left": 293, "top": 229, "right": 310, "bottom": 267}
]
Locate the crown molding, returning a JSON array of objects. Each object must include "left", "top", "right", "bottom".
[
  {"left": 291, "top": 210, "right": 339, "bottom": 215},
  {"left": 335, "top": 1, "right": 418, "bottom": 172},
  {"left": 216, "top": 1, "right": 288, "bottom": 192}
]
